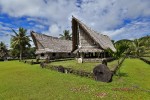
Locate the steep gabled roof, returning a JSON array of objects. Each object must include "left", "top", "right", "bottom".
[
  {"left": 31, "top": 31, "right": 72, "bottom": 54},
  {"left": 72, "top": 17, "right": 116, "bottom": 52}
]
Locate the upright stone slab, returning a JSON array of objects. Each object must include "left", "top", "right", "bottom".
[
  {"left": 40, "top": 62, "right": 45, "bottom": 68},
  {"left": 102, "top": 59, "right": 107, "bottom": 66},
  {"left": 93, "top": 64, "right": 112, "bottom": 82},
  {"left": 78, "top": 58, "right": 83, "bottom": 63},
  {"left": 57, "top": 66, "right": 65, "bottom": 73}
]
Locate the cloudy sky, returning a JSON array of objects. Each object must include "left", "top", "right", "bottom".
[{"left": 0, "top": 0, "right": 150, "bottom": 47}]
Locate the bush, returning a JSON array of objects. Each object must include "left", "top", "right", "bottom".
[{"left": 0, "top": 59, "right": 4, "bottom": 61}]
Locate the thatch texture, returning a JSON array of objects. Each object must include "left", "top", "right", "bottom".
[
  {"left": 72, "top": 17, "right": 116, "bottom": 53},
  {"left": 31, "top": 31, "right": 72, "bottom": 54},
  {"left": 73, "top": 47, "right": 102, "bottom": 53}
]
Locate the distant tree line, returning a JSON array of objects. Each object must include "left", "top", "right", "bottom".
[
  {"left": 107, "top": 35, "right": 150, "bottom": 74},
  {"left": 109, "top": 35, "right": 150, "bottom": 59},
  {"left": 0, "top": 42, "right": 8, "bottom": 60}
]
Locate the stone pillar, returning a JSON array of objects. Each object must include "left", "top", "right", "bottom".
[{"left": 78, "top": 52, "right": 83, "bottom": 63}]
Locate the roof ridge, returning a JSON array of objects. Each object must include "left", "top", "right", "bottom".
[{"left": 31, "top": 31, "right": 71, "bottom": 42}]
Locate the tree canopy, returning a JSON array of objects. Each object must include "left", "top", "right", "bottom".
[
  {"left": 11, "top": 27, "right": 31, "bottom": 60},
  {"left": 59, "top": 30, "right": 72, "bottom": 40},
  {"left": 0, "top": 42, "right": 7, "bottom": 60}
]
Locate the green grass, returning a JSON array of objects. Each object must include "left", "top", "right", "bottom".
[
  {"left": 48, "top": 60, "right": 99, "bottom": 72},
  {"left": 107, "top": 60, "right": 118, "bottom": 70},
  {"left": 48, "top": 59, "right": 118, "bottom": 72},
  {"left": 0, "top": 59, "right": 150, "bottom": 100}
]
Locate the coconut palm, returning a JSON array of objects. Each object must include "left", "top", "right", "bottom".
[
  {"left": 108, "top": 39, "right": 132, "bottom": 74},
  {"left": 0, "top": 42, "right": 7, "bottom": 59},
  {"left": 11, "top": 27, "right": 30, "bottom": 60},
  {"left": 130, "top": 39, "right": 145, "bottom": 57},
  {"left": 139, "top": 35, "right": 150, "bottom": 49},
  {"left": 109, "top": 39, "right": 131, "bottom": 60},
  {"left": 59, "top": 30, "right": 72, "bottom": 40}
]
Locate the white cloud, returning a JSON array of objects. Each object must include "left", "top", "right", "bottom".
[
  {"left": 102, "top": 28, "right": 125, "bottom": 37},
  {"left": 75, "top": 0, "right": 150, "bottom": 31},
  {"left": 48, "top": 24, "right": 60, "bottom": 36},
  {"left": 0, "top": 0, "right": 46, "bottom": 17},
  {"left": 0, "top": 32, "right": 11, "bottom": 48},
  {"left": 35, "top": 24, "right": 45, "bottom": 29},
  {"left": 103, "top": 19, "right": 150, "bottom": 41},
  {"left": 0, "top": 0, "right": 150, "bottom": 46}
]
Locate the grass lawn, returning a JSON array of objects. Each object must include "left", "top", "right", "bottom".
[
  {"left": 0, "top": 59, "right": 150, "bottom": 100},
  {"left": 48, "top": 60, "right": 99, "bottom": 72},
  {"left": 48, "top": 59, "right": 118, "bottom": 72}
]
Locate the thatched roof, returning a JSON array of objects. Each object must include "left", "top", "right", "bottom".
[
  {"left": 31, "top": 31, "right": 72, "bottom": 54},
  {"left": 73, "top": 47, "right": 102, "bottom": 53},
  {"left": 72, "top": 17, "right": 116, "bottom": 52}
]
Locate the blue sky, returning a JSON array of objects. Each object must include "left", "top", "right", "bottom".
[{"left": 0, "top": 0, "right": 150, "bottom": 47}]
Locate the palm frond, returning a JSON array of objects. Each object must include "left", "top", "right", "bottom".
[{"left": 11, "top": 28, "right": 18, "bottom": 36}]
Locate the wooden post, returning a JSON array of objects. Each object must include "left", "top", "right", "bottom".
[
  {"left": 100, "top": 53, "right": 103, "bottom": 59},
  {"left": 104, "top": 52, "right": 106, "bottom": 58},
  {"left": 81, "top": 52, "right": 84, "bottom": 59},
  {"left": 102, "top": 52, "right": 104, "bottom": 58},
  {"left": 98, "top": 52, "right": 100, "bottom": 58}
]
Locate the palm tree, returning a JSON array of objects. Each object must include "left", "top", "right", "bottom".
[
  {"left": 0, "top": 42, "right": 7, "bottom": 59},
  {"left": 59, "top": 30, "right": 72, "bottom": 40},
  {"left": 108, "top": 39, "right": 131, "bottom": 74},
  {"left": 11, "top": 27, "right": 31, "bottom": 60},
  {"left": 130, "top": 39, "right": 145, "bottom": 57},
  {"left": 139, "top": 35, "right": 150, "bottom": 49},
  {"left": 109, "top": 39, "right": 131, "bottom": 60}
]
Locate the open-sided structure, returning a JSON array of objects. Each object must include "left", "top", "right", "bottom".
[
  {"left": 72, "top": 17, "right": 116, "bottom": 63},
  {"left": 31, "top": 31, "right": 73, "bottom": 60}
]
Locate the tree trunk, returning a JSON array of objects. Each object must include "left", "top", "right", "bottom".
[
  {"left": 20, "top": 52, "right": 22, "bottom": 60},
  {"left": 112, "top": 57, "right": 126, "bottom": 74},
  {"left": 20, "top": 45, "right": 22, "bottom": 60}
]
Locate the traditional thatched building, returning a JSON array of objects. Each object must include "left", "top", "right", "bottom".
[
  {"left": 31, "top": 31, "right": 73, "bottom": 60},
  {"left": 72, "top": 17, "right": 116, "bottom": 63}
]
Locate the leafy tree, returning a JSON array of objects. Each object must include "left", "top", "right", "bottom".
[
  {"left": 10, "top": 48, "right": 20, "bottom": 58},
  {"left": 129, "top": 39, "right": 145, "bottom": 57},
  {"left": 139, "top": 35, "right": 150, "bottom": 49},
  {"left": 11, "top": 27, "right": 31, "bottom": 60},
  {"left": 59, "top": 30, "right": 72, "bottom": 40},
  {"left": 0, "top": 42, "right": 7, "bottom": 60},
  {"left": 25, "top": 47, "right": 36, "bottom": 59},
  {"left": 110, "top": 39, "right": 131, "bottom": 60},
  {"left": 108, "top": 39, "right": 132, "bottom": 74},
  {"left": 108, "top": 37, "right": 149, "bottom": 74}
]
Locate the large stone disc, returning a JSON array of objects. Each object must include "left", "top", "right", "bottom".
[{"left": 93, "top": 64, "right": 113, "bottom": 82}]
